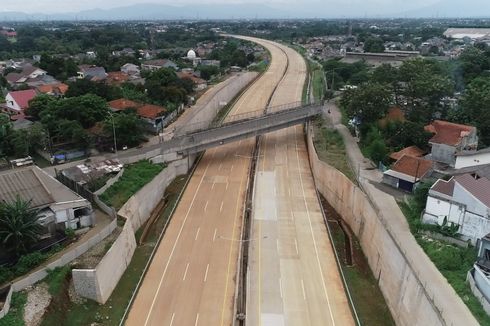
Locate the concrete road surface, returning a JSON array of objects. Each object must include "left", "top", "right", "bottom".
[
  {"left": 245, "top": 42, "right": 355, "bottom": 326},
  {"left": 125, "top": 39, "right": 289, "bottom": 326}
]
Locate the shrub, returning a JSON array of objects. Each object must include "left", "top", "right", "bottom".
[
  {"left": 64, "top": 227, "right": 76, "bottom": 239},
  {"left": 45, "top": 266, "right": 71, "bottom": 296},
  {"left": 14, "top": 251, "right": 48, "bottom": 275},
  {"left": 0, "top": 267, "right": 14, "bottom": 285}
]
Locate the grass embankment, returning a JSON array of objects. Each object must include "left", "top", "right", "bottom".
[
  {"left": 0, "top": 292, "right": 27, "bottom": 326},
  {"left": 399, "top": 201, "right": 490, "bottom": 325},
  {"left": 311, "top": 64, "right": 325, "bottom": 101},
  {"left": 312, "top": 118, "right": 356, "bottom": 182},
  {"left": 40, "top": 175, "right": 189, "bottom": 325},
  {"left": 323, "top": 198, "right": 395, "bottom": 326},
  {"left": 99, "top": 160, "right": 165, "bottom": 210}
]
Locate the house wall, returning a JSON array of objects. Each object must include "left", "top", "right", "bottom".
[
  {"left": 455, "top": 151, "right": 490, "bottom": 169},
  {"left": 4, "top": 93, "right": 20, "bottom": 111},
  {"left": 382, "top": 174, "right": 399, "bottom": 188},
  {"left": 306, "top": 126, "right": 478, "bottom": 326},
  {"left": 460, "top": 212, "right": 490, "bottom": 244},
  {"left": 431, "top": 143, "right": 456, "bottom": 165},
  {"left": 423, "top": 195, "right": 464, "bottom": 226},
  {"left": 478, "top": 239, "right": 490, "bottom": 257},
  {"left": 453, "top": 182, "right": 488, "bottom": 217}
]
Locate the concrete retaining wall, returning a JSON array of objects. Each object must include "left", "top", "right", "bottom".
[
  {"left": 94, "top": 168, "right": 125, "bottom": 196},
  {"left": 73, "top": 157, "right": 194, "bottom": 303},
  {"left": 306, "top": 127, "right": 478, "bottom": 326},
  {"left": 0, "top": 286, "right": 12, "bottom": 319},
  {"left": 72, "top": 221, "right": 136, "bottom": 303}
]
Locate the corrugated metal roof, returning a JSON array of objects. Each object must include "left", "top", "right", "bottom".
[{"left": 0, "top": 168, "right": 53, "bottom": 208}]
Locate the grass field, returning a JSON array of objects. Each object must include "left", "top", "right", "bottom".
[
  {"left": 312, "top": 118, "right": 356, "bottom": 182},
  {"left": 0, "top": 292, "right": 27, "bottom": 326},
  {"left": 99, "top": 160, "right": 165, "bottom": 209}
]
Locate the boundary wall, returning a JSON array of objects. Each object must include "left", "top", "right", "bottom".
[{"left": 306, "top": 126, "right": 478, "bottom": 326}]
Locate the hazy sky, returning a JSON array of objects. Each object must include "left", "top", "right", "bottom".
[{"left": 0, "top": 0, "right": 440, "bottom": 14}]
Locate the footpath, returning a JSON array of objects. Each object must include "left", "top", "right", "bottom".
[{"left": 324, "top": 101, "right": 478, "bottom": 325}]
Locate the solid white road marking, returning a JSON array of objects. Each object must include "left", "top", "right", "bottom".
[
  {"left": 195, "top": 228, "right": 200, "bottom": 241},
  {"left": 204, "top": 264, "right": 209, "bottom": 282},
  {"left": 276, "top": 239, "right": 280, "bottom": 253},
  {"left": 183, "top": 263, "right": 190, "bottom": 281},
  {"left": 294, "top": 238, "right": 299, "bottom": 255},
  {"left": 301, "top": 279, "right": 307, "bottom": 300},
  {"left": 204, "top": 201, "right": 209, "bottom": 212},
  {"left": 213, "top": 228, "right": 217, "bottom": 242},
  {"left": 212, "top": 181, "right": 216, "bottom": 190},
  {"left": 195, "top": 313, "right": 200, "bottom": 326},
  {"left": 169, "top": 313, "right": 175, "bottom": 326},
  {"left": 220, "top": 201, "right": 224, "bottom": 212},
  {"left": 279, "top": 278, "right": 283, "bottom": 299},
  {"left": 295, "top": 132, "right": 336, "bottom": 325},
  {"left": 143, "top": 152, "right": 213, "bottom": 326},
  {"left": 226, "top": 181, "right": 229, "bottom": 190}
]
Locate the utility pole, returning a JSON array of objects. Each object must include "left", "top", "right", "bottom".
[{"left": 108, "top": 111, "right": 117, "bottom": 155}]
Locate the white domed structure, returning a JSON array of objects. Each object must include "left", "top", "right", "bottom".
[{"left": 187, "top": 49, "right": 197, "bottom": 60}]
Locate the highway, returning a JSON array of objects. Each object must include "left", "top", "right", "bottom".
[
  {"left": 245, "top": 41, "right": 355, "bottom": 325},
  {"left": 125, "top": 39, "right": 289, "bottom": 326}
]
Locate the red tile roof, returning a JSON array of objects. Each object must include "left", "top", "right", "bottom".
[
  {"left": 392, "top": 155, "right": 432, "bottom": 178},
  {"left": 8, "top": 89, "right": 37, "bottom": 109},
  {"left": 424, "top": 120, "right": 475, "bottom": 146},
  {"left": 108, "top": 98, "right": 142, "bottom": 111},
  {"left": 389, "top": 146, "right": 426, "bottom": 161},
  {"left": 37, "top": 83, "right": 69, "bottom": 95},
  {"left": 137, "top": 104, "right": 166, "bottom": 119},
  {"left": 454, "top": 174, "right": 490, "bottom": 208}
]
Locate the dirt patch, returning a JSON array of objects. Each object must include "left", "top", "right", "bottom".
[
  {"left": 72, "top": 226, "right": 122, "bottom": 269},
  {"left": 24, "top": 283, "right": 51, "bottom": 326}
]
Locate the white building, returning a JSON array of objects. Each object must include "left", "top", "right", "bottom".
[
  {"left": 455, "top": 148, "right": 490, "bottom": 169},
  {"left": 423, "top": 173, "right": 490, "bottom": 244}
]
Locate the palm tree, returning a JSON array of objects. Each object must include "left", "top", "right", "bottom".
[{"left": 0, "top": 197, "right": 42, "bottom": 255}]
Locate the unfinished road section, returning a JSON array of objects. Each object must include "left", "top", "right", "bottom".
[
  {"left": 125, "top": 38, "right": 289, "bottom": 326},
  {"left": 244, "top": 39, "right": 355, "bottom": 326}
]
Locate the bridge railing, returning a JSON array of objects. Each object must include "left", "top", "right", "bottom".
[{"left": 174, "top": 100, "right": 320, "bottom": 137}]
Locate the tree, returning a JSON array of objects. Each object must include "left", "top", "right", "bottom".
[
  {"left": 104, "top": 111, "right": 145, "bottom": 148},
  {"left": 459, "top": 77, "right": 490, "bottom": 146},
  {"left": 363, "top": 37, "right": 385, "bottom": 53},
  {"left": 26, "top": 94, "right": 57, "bottom": 120},
  {"left": 342, "top": 82, "right": 392, "bottom": 125},
  {"left": 0, "top": 197, "right": 42, "bottom": 255}
]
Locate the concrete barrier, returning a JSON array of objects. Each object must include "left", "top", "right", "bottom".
[
  {"left": 94, "top": 168, "right": 125, "bottom": 196},
  {"left": 467, "top": 269, "right": 490, "bottom": 316},
  {"left": 72, "top": 156, "right": 195, "bottom": 303},
  {"left": 0, "top": 286, "right": 12, "bottom": 319},
  {"left": 306, "top": 126, "right": 478, "bottom": 326}
]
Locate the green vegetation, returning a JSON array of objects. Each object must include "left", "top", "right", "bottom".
[
  {"left": 0, "top": 292, "right": 27, "bottom": 326},
  {"left": 325, "top": 200, "right": 395, "bottom": 326},
  {"left": 99, "top": 160, "right": 165, "bottom": 210},
  {"left": 45, "top": 266, "right": 71, "bottom": 296},
  {"left": 0, "top": 197, "right": 42, "bottom": 255},
  {"left": 312, "top": 118, "right": 355, "bottom": 182},
  {"left": 40, "top": 174, "right": 189, "bottom": 325}
]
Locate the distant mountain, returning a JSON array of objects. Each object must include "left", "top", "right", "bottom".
[
  {"left": 397, "top": 0, "right": 490, "bottom": 18},
  {"left": 0, "top": 3, "right": 294, "bottom": 21}
]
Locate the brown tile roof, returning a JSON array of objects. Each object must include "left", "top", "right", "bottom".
[
  {"left": 37, "top": 83, "right": 69, "bottom": 95},
  {"left": 106, "top": 71, "right": 129, "bottom": 85},
  {"left": 431, "top": 178, "right": 455, "bottom": 197},
  {"left": 392, "top": 155, "right": 433, "bottom": 178},
  {"left": 177, "top": 71, "right": 207, "bottom": 85},
  {"left": 424, "top": 120, "right": 475, "bottom": 146},
  {"left": 454, "top": 173, "right": 490, "bottom": 208},
  {"left": 108, "top": 98, "right": 142, "bottom": 111},
  {"left": 379, "top": 107, "right": 406, "bottom": 128},
  {"left": 389, "top": 146, "right": 426, "bottom": 161},
  {"left": 137, "top": 104, "right": 166, "bottom": 119}
]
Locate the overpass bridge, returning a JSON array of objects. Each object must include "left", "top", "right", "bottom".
[{"left": 160, "top": 101, "right": 323, "bottom": 155}]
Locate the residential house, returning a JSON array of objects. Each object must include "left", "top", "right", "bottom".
[
  {"left": 36, "top": 83, "right": 69, "bottom": 97},
  {"left": 106, "top": 72, "right": 129, "bottom": 86},
  {"left": 136, "top": 104, "right": 168, "bottom": 133},
  {"left": 4, "top": 89, "right": 37, "bottom": 113},
  {"left": 108, "top": 98, "right": 142, "bottom": 112},
  {"left": 422, "top": 174, "right": 490, "bottom": 244},
  {"left": 0, "top": 166, "right": 94, "bottom": 238},
  {"left": 77, "top": 65, "right": 107, "bottom": 81},
  {"left": 177, "top": 71, "right": 207, "bottom": 91},
  {"left": 5, "top": 64, "right": 47, "bottom": 86},
  {"left": 121, "top": 63, "right": 140, "bottom": 76},
  {"left": 469, "top": 233, "right": 490, "bottom": 311},
  {"left": 382, "top": 155, "right": 433, "bottom": 192},
  {"left": 455, "top": 147, "right": 490, "bottom": 169},
  {"left": 112, "top": 48, "right": 135, "bottom": 57},
  {"left": 141, "top": 59, "right": 178, "bottom": 72},
  {"left": 425, "top": 120, "right": 478, "bottom": 167},
  {"left": 389, "top": 145, "right": 426, "bottom": 161}
]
